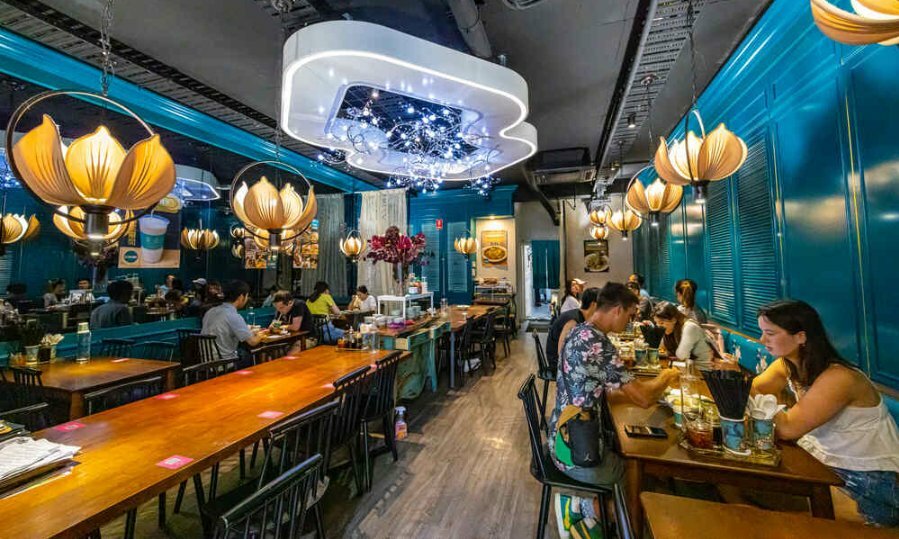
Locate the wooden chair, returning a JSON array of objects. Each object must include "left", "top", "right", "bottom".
[
  {"left": 84, "top": 376, "right": 164, "bottom": 415},
  {"left": 183, "top": 334, "right": 222, "bottom": 366},
  {"left": 330, "top": 365, "right": 371, "bottom": 495},
  {"left": 98, "top": 338, "right": 135, "bottom": 358},
  {"left": 211, "top": 455, "right": 323, "bottom": 539},
  {"left": 531, "top": 330, "right": 555, "bottom": 432},
  {"left": 517, "top": 375, "right": 613, "bottom": 539},
  {"left": 133, "top": 341, "right": 177, "bottom": 362},
  {"left": 9, "top": 365, "right": 43, "bottom": 408},
  {"left": 360, "top": 352, "right": 402, "bottom": 492},
  {"left": 0, "top": 402, "right": 51, "bottom": 432}
]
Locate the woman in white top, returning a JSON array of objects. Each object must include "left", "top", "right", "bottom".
[
  {"left": 559, "top": 278, "right": 585, "bottom": 314},
  {"left": 652, "top": 301, "right": 716, "bottom": 370},
  {"left": 752, "top": 299, "right": 899, "bottom": 527},
  {"left": 348, "top": 285, "right": 378, "bottom": 312}
]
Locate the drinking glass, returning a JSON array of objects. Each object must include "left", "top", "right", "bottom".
[{"left": 751, "top": 411, "right": 775, "bottom": 451}]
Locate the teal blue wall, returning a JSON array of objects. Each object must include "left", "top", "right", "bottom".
[{"left": 633, "top": 0, "right": 899, "bottom": 390}]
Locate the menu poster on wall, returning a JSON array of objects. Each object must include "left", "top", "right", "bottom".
[
  {"left": 244, "top": 238, "right": 275, "bottom": 269},
  {"left": 292, "top": 219, "right": 319, "bottom": 269},
  {"left": 480, "top": 229, "right": 508, "bottom": 268},
  {"left": 118, "top": 196, "right": 182, "bottom": 268},
  {"left": 584, "top": 239, "right": 610, "bottom": 273}
]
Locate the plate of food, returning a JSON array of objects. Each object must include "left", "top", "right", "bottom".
[
  {"left": 482, "top": 245, "right": 508, "bottom": 264},
  {"left": 585, "top": 252, "right": 609, "bottom": 272}
]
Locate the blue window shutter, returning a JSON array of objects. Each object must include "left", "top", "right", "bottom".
[
  {"left": 705, "top": 181, "right": 737, "bottom": 324},
  {"left": 736, "top": 130, "right": 779, "bottom": 335},
  {"left": 657, "top": 217, "right": 671, "bottom": 300}
]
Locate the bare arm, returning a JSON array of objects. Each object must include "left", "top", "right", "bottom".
[
  {"left": 773, "top": 366, "right": 858, "bottom": 440},
  {"left": 614, "top": 368, "right": 680, "bottom": 408},
  {"left": 244, "top": 332, "right": 264, "bottom": 347},
  {"left": 287, "top": 315, "right": 302, "bottom": 332},
  {"left": 557, "top": 319, "right": 578, "bottom": 358},
  {"left": 751, "top": 358, "right": 789, "bottom": 396}
]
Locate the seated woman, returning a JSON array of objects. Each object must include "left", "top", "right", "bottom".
[
  {"left": 559, "top": 278, "right": 585, "bottom": 314},
  {"left": 752, "top": 299, "right": 899, "bottom": 527},
  {"left": 347, "top": 285, "right": 377, "bottom": 312},
  {"left": 675, "top": 278, "right": 708, "bottom": 324},
  {"left": 306, "top": 281, "right": 344, "bottom": 344},
  {"left": 626, "top": 281, "right": 652, "bottom": 321},
  {"left": 43, "top": 280, "right": 66, "bottom": 308},
  {"left": 652, "top": 301, "right": 716, "bottom": 371}
]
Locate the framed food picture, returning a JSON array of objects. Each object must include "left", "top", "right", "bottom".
[
  {"left": 481, "top": 229, "right": 508, "bottom": 268},
  {"left": 584, "top": 240, "right": 610, "bottom": 273}
]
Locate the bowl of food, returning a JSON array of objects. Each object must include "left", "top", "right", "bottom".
[{"left": 482, "top": 245, "right": 508, "bottom": 264}]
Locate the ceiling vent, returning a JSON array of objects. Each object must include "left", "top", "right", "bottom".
[{"left": 526, "top": 147, "right": 597, "bottom": 186}]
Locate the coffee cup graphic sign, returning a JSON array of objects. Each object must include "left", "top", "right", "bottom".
[{"left": 118, "top": 196, "right": 182, "bottom": 268}]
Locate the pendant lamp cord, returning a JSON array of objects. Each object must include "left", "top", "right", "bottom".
[
  {"left": 687, "top": 0, "right": 697, "bottom": 108},
  {"left": 99, "top": 0, "right": 116, "bottom": 97}
]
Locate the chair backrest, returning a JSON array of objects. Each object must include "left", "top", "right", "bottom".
[
  {"left": 176, "top": 329, "right": 199, "bottom": 361},
  {"left": 258, "top": 401, "right": 337, "bottom": 496},
  {"left": 480, "top": 311, "right": 497, "bottom": 342},
  {"left": 84, "top": 376, "right": 163, "bottom": 415},
  {"left": 331, "top": 365, "right": 371, "bottom": 448},
  {"left": 133, "top": 341, "right": 177, "bottom": 362},
  {"left": 459, "top": 318, "right": 473, "bottom": 358},
  {"left": 311, "top": 315, "right": 330, "bottom": 343},
  {"left": 613, "top": 483, "right": 634, "bottom": 539},
  {"left": 0, "top": 402, "right": 51, "bottom": 432},
  {"left": 184, "top": 334, "right": 221, "bottom": 365},
  {"left": 517, "top": 374, "right": 551, "bottom": 482},
  {"left": 182, "top": 357, "right": 236, "bottom": 386},
  {"left": 213, "top": 454, "right": 322, "bottom": 539},
  {"left": 363, "top": 352, "right": 402, "bottom": 421},
  {"left": 99, "top": 338, "right": 135, "bottom": 358},
  {"left": 532, "top": 330, "right": 553, "bottom": 379},
  {"left": 252, "top": 342, "right": 291, "bottom": 365},
  {"left": 9, "top": 366, "right": 43, "bottom": 407},
  {"left": 131, "top": 304, "right": 150, "bottom": 324}
]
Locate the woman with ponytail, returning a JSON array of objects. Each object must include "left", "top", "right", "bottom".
[{"left": 675, "top": 278, "right": 707, "bottom": 324}]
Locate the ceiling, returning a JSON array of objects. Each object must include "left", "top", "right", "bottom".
[{"left": 0, "top": 0, "right": 770, "bottom": 198}]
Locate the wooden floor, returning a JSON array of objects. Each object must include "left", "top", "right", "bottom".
[{"left": 102, "top": 333, "right": 548, "bottom": 538}]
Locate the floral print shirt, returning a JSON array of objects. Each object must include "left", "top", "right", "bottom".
[{"left": 548, "top": 322, "right": 634, "bottom": 471}]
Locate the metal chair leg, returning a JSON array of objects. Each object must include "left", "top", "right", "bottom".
[
  {"left": 537, "top": 484, "right": 551, "bottom": 539},
  {"left": 362, "top": 421, "right": 372, "bottom": 492},
  {"left": 348, "top": 441, "right": 363, "bottom": 496},
  {"left": 173, "top": 481, "right": 187, "bottom": 514},
  {"left": 313, "top": 502, "right": 326, "bottom": 539},
  {"left": 124, "top": 508, "right": 137, "bottom": 539},
  {"left": 383, "top": 413, "right": 398, "bottom": 461},
  {"left": 539, "top": 379, "right": 550, "bottom": 431},
  {"left": 157, "top": 492, "right": 166, "bottom": 528}
]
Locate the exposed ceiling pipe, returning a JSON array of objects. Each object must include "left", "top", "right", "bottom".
[
  {"left": 446, "top": 0, "right": 493, "bottom": 58},
  {"left": 523, "top": 171, "right": 560, "bottom": 225},
  {"left": 594, "top": 0, "right": 658, "bottom": 174}
]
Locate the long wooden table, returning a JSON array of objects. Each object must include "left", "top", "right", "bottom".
[
  {"left": 608, "top": 386, "right": 842, "bottom": 531},
  {"left": 0, "top": 347, "right": 401, "bottom": 539},
  {"left": 2, "top": 358, "right": 179, "bottom": 420},
  {"left": 641, "top": 492, "right": 894, "bottom": 538}
]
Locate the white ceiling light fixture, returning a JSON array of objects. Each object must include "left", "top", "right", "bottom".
[{"left": 281, "top": 20, "right": 538, "bottom": 182}]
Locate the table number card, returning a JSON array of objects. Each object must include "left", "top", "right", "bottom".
[
  {"left": 53, "top": 421, "right": 86, "bottom": 432},
  {"left": 156, "top": 455, "right": 194, "bottom": 470},
  {"left": 257, "top": 411, "right": 284, "bottom": 419},
  {"left": 155, "top": 393, "right": 178, "bottom": 400},
  {"left": 236, "top": 370, "right": 254, "bottom": 375}
]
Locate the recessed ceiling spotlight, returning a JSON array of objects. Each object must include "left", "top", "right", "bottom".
[{"left": 627, "top": 113, "right": 637, "bottom": 129}]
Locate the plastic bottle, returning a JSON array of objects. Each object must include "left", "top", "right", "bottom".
[
  {"left": 395, "top": 406, "right": 408, "bottom": 441},
  {"left": 76, "top": 322, "right": 91, "bottom": 363},
  {"left": 248, "top": 306, "right": 256, "bottom": 327},
  {"left": 421, "top": 276, "right": 428, "bottom": 294}
]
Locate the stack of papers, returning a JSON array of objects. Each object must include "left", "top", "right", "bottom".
[{"left": 0, "top": 437, "right": 80, "bottom": 484}]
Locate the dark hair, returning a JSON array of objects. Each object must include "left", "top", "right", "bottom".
[
  {"left": 652, "top": 301, "right": 687, "bottom": 354},
  {"left": 6, "top": 283, "right": 26, "bottom": 295},
  {"left": 596, "top": 282, "right": 640, "bottom": 312},
  {"left": 625, "top": 281, "right": 640, "bottom": 293},
  {"left": 309, "top": 281, "right": 330, "bottom": 303},
  {"left": 107, "top": 280, "right": 134, "bottom": 303},
  {"left": 580, "top": 287, "right": 601, "bottom": 309},
  {"left": 272, "top": 291, "right": 294, "bottom": 305},
  {"left": 48, "top": 279, "right": 65, "bottom": 292},
  {"left": 164, "top": 289, "right": 183, "bottom": 303},
  {"left": 223, "top": 280, "right": 250, "bottom": 302},
  {"left": 630, "top": 273, "right": 645, "bottom": 286},
  {"left": 757, "top": 299, "right": 851, "bottom": 387},
  {"left": 562, "top": 279, "right": 579, "bottom": 305},
  {"left": 171, "top": 278, "right": 184, "bottom": 292},
  {"left": 357, "top": 285, "right": 369, "bottom": 295},
  {"left": 675, "top": 279, "right": 698, "bottom": 310},
  {"left": 78, "top": 277, "right": 90, "bottom": 283}
]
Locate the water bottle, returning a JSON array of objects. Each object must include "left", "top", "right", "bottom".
[
  {"left": 395, "top": 406, "right": 408, "bottom": 441},
  {"left": 76, "top": 322, "right": 91, "bottom": 363},
  {"left": 248, "top": 306, "right": 256, "bottom": 327}
]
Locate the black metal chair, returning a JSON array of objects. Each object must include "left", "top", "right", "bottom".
[
  {"left": 360, "top": 352, "right": 402, "bottom": 492},
  {"left": 470, "top": 311, "right": 498, "bottom": 372},
  {"left": 329, "top": 365, "right": 371, "bottom": 495},
  {"left": 0, "top": 401, "right": 51, "bottom": 432},
  {"left": 183, "top": 334, "right": 222, "bottom": 366},
  {"left": 455, "top": 318, "right": 475, "bottom": 385},
  {"left": 84, "top": 376, "right": 164, "bottom": 415},
  {"left": 203, "top": 401, "right": 337, "bottom": 538},
  {"left": 98, "top": 338, "right": 135, "bottom": 358},
  {"left": 311, "top": 315, "right": 331, "bottom": 344},
  {"left": 212, "top": 454, "right": 323, "bottom": 539},
  {"left": 613, "top": 483, "right": 635, "bottom": 539},
  {"left": 531, "top": 330, "right": 556, "bottom": 432},
  {"left": 133, "top": 340, "right": 176, "bottom": 362},
  {"left": 252, "top": 342, "right": 290, "bottom": 365},
  {"left": 517, "top": 374, "right": 612, "bottom": 539},
  {"left": 9, "top": 365, "right": 43, "bottom": 408},
  {"left": 493, "top": 304, "right": 513, "bottom": 358},
  {"left": 176, "top": 329, "right": 199, "bottom": 361}
]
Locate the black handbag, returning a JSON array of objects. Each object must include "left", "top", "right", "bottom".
[{"left": 564, "top": 409, "right": 603, "bottom": 468}]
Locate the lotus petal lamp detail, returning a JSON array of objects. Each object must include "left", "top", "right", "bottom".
[
  {"left": 339, "top": 230, "right": 365, "bottom": 262},
  {"left": 811, "top": 0, "right": 899, "bottom": 46},
  {"left": 607, "top": 208, "right": 642, "bottom": 240},
  {"left": 231, "top": 243, "right": 245, "bottom": 259},
  {"left": 181, "top": 228, "right": 220, "bottom": 251},
  {"left": 454, "top": 233, "right": 477, "bottom": 258},
  {"left": 0, "top": 213, "right": 40, "bottom": 255},
  {"left": 590, "top": 225, "right": 610, "bottom": 241},
  {"left": 53, "top": 206, "right": 133, "bottom": 244},
  {"left": 626, "top": 170, "right": 683, "bottom": 227},
  {"left": 589, "top": 208, "right": 611, "bottom": 227}
]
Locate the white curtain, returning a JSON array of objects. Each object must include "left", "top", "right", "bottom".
[
  {"left": 359, "top": 189, "right": 407, "bottom": 297},
  {"left": 298, "top": 194, "right": 347, "bottom": 297}
]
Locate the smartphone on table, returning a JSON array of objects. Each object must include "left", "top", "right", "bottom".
[{"left": 624, "top": 424, "right": 668, "bottom": 439}]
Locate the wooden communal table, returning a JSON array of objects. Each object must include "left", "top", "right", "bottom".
[
  {"left": 607, "top": 385, "right": 842, "bottom": 531},
  {"left": 252, "top": 329, "right": 309, "bottom": 351},
  {"left": 2, "top": 358, "right": 179, "bottom": 420},
  {"left": 447, "top": 305, "right": 496, "bottom": 388},
  {"left": 640, "top": 492, "right": 894, "bottom": 539},
  {"left": 0, "top": 347, "right": 403, "bottom": 539}
]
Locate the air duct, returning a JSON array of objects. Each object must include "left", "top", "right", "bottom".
[{"left": 447, "top": 0, "right": 493, "bottom": 58}]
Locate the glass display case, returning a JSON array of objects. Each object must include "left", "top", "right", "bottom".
[{"left": 377, "top": 293, "right": 434, "bottom": 320}]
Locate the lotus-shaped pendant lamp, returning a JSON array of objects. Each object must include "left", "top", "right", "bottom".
[
  {"left": 231, "top": 171, "right": 317, "bottom": 252},
  {"left": 454, "top": 232, "right": 477, "bottom": 258},
  {"left": 811, "top": 0, "right": 899, "bottom": 46},
  {"left": 181, "top": 228, "right": 220, "bottom": 251},
  {"left": 10, "top": 111, "right": 175, "bottom": 240},
  {"left": 589, "top": 208, "right": 611, "bottom": 227},
  {"left": 339, "top": 230, "right": 365, "bottom": 262},
  {"left": 0, "top": 213, "right": 40, "bottom": 255},
  {"left": 231, "top": 243, "right": 245, "bottom": 259},
  {"left": 626, "top": 170, "right": 683, "bottom": 227},
  {"left": 590, "top": 225, "right": 610, "bottom": 241},
  {"left": 654, "top": 110, "right": 747, "bottom": 204},
  {"left": 53, "top": 205, "right": 133, "bottom": 245},
  {"left": 607, "top": 208, "right": 642, "bottom": 240}
]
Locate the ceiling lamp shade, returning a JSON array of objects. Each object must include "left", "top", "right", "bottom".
[
  {"left": 625, "top": 168, "right": 683, "bottom": 227},
  {"left": 53, "top": 205, "right": 132, "bottom": 247},
  {"left": 811, "top": 0, "right": 899, "bottom": 46},
  {"left": 590, "top": 225, "right": 610, "bottom": 241},
  {"left": 454, "top": 233, "right": 477, "bottom": 258},
  {"left": 654, "top": 111, "right": 747, "bottom": 204},
  {"left": 231, "top": 243, "right": 245, "bottom": 259},
  {"left": 181, "top": 228, "right": 220, "bottom": 251},
  {"left": 607, "top": 208, "right": 642, "bottom": 240},
  {"left": 0, "top": 213, "right": 39, "bottom": 255},
  {"left": 589, "top": 208, "right": 611, "bottom": 227},
  {"left": 339, "top": 230, "right": 365, "bottom": 262},
  {"left": 5, "top": 91, "right": 176, "bottom": 251}
]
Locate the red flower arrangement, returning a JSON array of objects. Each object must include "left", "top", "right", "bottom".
[{"left": 365, "top": 226, "right": 428, "bottom": 266}]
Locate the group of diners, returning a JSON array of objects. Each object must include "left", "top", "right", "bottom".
[{"left": 543, "top": 281, "right": 899, "bottom": 535}]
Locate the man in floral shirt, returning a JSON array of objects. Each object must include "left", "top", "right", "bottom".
[{"left": 548, "top": 283, "right": 679, "bottom": 538}]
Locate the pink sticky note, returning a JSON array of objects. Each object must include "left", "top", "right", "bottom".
[
  {"left": 322, "top": 382, "right": 334, "bottom": 389},
  {"left": 54, "top": 421, "right": 86, "bottom": 432},
  {"left": 111, "top": 358, "right": 130, "bottom": 363},
  {"left": 155, "top": 393, "right": 178, "bottom": 400},
  {"left": 257, "top": 411, "right": 284, "bottom": 419},
  {"left": 236, "top": 370, "right": 254, "bottom": 375},
  {"left": 156, "top": 455, "right": 194, "bottom": 469}
]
